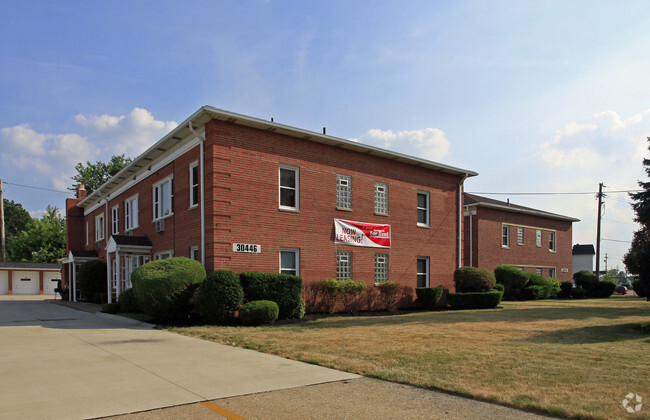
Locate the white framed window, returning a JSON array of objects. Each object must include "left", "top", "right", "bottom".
[
  {"left": 280, "top": 248, "right": 300, "bottom": 276},
  {"left": 536, "top": 268, "right": 542, "bottom": 275},
  {"left": 375, "top": 253, "right": 389, "bottom": 284},
  {"left": 153, "top": 177, "right": 174, "bottom": 221},
  {"left": 417, "top": 257, "right": 429, "bottom": 288},
  {"left": 154, "top": 250, "right": 174, "bottom": 260},
  {"left": 375, "top": 182, "right": 388, "bottom": 215},
  {"left": 417, "top": 191, "right": 429, "bottom": 227},
  {"left": 190, "top": 246, "right": 199, "bottom": 261},
  {"left": 517, "top": 227, "right": 524, "bottom": 245},
  {"left": 95, "top": 213, "right": 105, "bottom": 242},
  {"left": 125, "top": 194, "right": 139, "bottom": 231},
  {"left": 536, "top": 229, "right": 542, "bottom": 247},
  {"left": 189, "top": 161, "right": 199, "bottom": 208},
  {"left": 279, "top": 166, "right": 299, "bottom": 211},
  {"left": 502, "top": 225, "right": 510, "bottom": 248},
  {"left": 549, "top": 268, "right": 556, "bottom": 278},
  {"left": 336, "top": 174, "right": 352, "bottom": 210},
  {"left": 549, "top": 231, "right": 556, "bottom": 252},
  {"left": 111, "top": 205, "right": 119, "bottom": 235},
  {"left": 336, "top": 251, "right": 352, "bottom": 280}
]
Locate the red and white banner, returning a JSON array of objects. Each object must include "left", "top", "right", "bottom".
[{"left": 334, "top": 219, "right": 391, "bottom": 248}]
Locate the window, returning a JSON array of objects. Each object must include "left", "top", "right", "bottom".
[
  {"left": 125, "top": 195, "right": 139, "bottom": 231},
  {"left": 536, "top": 268, "right": 542, "bottom": 275},
  {"left": 153, "top": 177, "right": 173, "bottom": 220},
  {"left": 336, "top": 251, "right": 352, "bottom": 280},
  {"left": 336, "top": 174, "right": 352, "bottom": 209},
  {"left": 549, "top": 231, "right": 556, "bottom": 252},
  {"left": 417, "top": 191, "right": 429, "bottom": 227},
  {"left": 502, "top": 225, "right": 510, "bottom": 248},
  {"left": 190, "top": 246, "right": 200, "bottom": 261},
  {"left": 279, "top": 166, "right": 299, "bottom": 210},
  {"left": 154, "top": 250, "right": 174, "bottom": 260},
  {"left": 375, "top": 253, "right": 389, "bottom": 284},
  {"left": 375, "top": 182, "right": 388, "bottom": 215},
  {"left": 111, "top": 206, "right": 119, "bottom": 235},
  {"left": 189, "top": 162, "right": 199, "bottom": 208},
  {"left": 95, "top": 213, "right": 105, "bottom": 242},
  {"left": 549, "top": 268, "right": 556, "bottom": 278},
  {"left": 517, "top": 227, "right": 524, "bottom": 245},
  {"left": 536, "top": 229, "right": 542, "bottom": 247},
  {"left": 280, "top": 248, "right": 299, "bottom": 276},
  {"left": 417, "top": 257, "right": 429, "bottom": 288}
]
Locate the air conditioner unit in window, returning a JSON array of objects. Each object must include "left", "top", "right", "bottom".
[{"left": 155, "top": 219, "right": 165, "bottom": 233}]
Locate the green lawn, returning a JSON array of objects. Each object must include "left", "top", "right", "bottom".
[{"left": 167, "top": 297, "right": 650, "bottom": 420}]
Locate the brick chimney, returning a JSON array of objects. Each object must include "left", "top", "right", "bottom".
[{"left": 77, "top": 184, "right": 87, "bottom": 201}]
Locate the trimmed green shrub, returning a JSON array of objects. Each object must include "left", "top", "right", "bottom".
[
  {"left": 454, "top": 266, "right": 496, "bottom": 293},
  {"left": 557, "top": 281, "right": 573, "bottom": 299},
  {"left": 200, "top": 270, "right": 244, "bottom": 324},
  {"left": 570, "top": 287, "right": 587, "bottom": 299},
  {"left": 525, "top": 273, "right": 560, "bottom": 299},
  {"left": 522, "top": 285, "right": 546, "bottom": 300},
  {"left": 240, "top": 272, "right": 303, "bottom": 319},
  {"left": 590, "top": 281, "right": 616, "bottom": 298},
  {"left": 493, "top": 283, "right": 505, "bottom": 293},
  {"left": 633, "top": 279, "right": 647, "bottom": 297},
  {"left": 118, "top": 288, "right": 142, "bottom": 313},
  {"left": 338, "top": 279, "right": 366, "bottom": 313},
  {"left": 415, "top": 287, "right": 443, "bottom": 309},
  {"left": 131, "top": 257, "right": 206, "bottom": 321},
  {"left": 314, "top": 279, "right": 339, "bottom": 313},
  {"left": 377, "top": 281, "right": 400, "bottom": 311},
  {"left": 573, "top": 270, "right": 598, "bottom": 292},
  {"left": 102, "top": 302, "right": 120, "bottom": 314},
  {"left": 293, "top": 298, "right": 306, "bottom": 319},
  {"left": 78, "top": 260, "right": 107, "bottom": 302},
  {"left": 494, "top": 265, "right": 529, "bottom": 300},
  {"left": 448, "top": 290, "right": 503, "bottom": 309},
  {"left": 239, "top": 300, "right": 279, "bottom": 326}
]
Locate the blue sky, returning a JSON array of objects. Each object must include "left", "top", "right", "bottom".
[{"left": 1, "top": 0, "right": 649, "bottom": 272}]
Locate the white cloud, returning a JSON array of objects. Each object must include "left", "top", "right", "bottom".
[
  {"left": 0, "top": 107, "right": 177, "bottom": 196},
  {"left": 354, "top": 127, "right": 450, "bottom": 161}
]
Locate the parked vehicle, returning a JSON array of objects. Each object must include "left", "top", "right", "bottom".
[{"left": 614, "top": 285, "right": 628, "bottom": 295}]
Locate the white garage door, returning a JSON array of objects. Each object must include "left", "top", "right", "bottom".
[
  {"left": 0, "top": 271, "right": 8, "bottom": 294},
  {"left": 43, "top": 273, "right": 60, "bottom": 295},
  {"left": 12, "top": 271, "right": 40, "bottom": 294}
]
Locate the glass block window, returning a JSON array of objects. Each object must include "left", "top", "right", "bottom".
[
  {"left": 336, "top": 251, "right": 352, "bottom": 280},
  {"left": 375, "top": 182, "right": 388, "bottom": 214},
  {"left": 375, "top": 253, "right": 389, "bottom": 284},
  {"left": 336, "top": 174, "right": 352, "bottom": 209}
]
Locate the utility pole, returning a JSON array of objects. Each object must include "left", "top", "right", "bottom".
[
  {"left": 0, "top": 179, "right": 5, "bottom": 262},
  {"left": 604, "top": 253, "right": 608, "bottom": 273},
  {"left": 595, "top": 182, "right": 604, "bottom": 279}
]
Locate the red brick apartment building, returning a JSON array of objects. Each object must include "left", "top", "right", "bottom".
[
  {"left": 62, "top": 106, "right": 477, "bottom": 302},
  {"left": 463, "top": 193, "right": 579, "bottom": 282}
]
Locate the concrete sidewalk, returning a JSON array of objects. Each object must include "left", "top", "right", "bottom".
[{"left": 0, "top": 297, "right": 357, "bottom": 419}]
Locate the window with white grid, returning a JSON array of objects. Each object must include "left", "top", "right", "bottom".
[
  {"left": 375, "top": 253, "right": 389, "bottom": 284},
  {"left": 336, "top": 174, "right": 352, "bottom": 209},
  {"left": 337, "top": 251, "right": 352, "bottom": 280},
  {"left": 375, "top": 182, "right": 388, "bottom": 215}
]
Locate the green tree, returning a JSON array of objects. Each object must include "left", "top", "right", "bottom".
[
  {"left": 603, "top": 269, "right": 618, "bottom": 284},
  {"left": 69, "top": 154, "right": 132, "bottom": 194},
  {"left": 624, "top": 137, "right": 650, "bottom": 300},
  {"left": 7, "top": 206, "right": 66, "bottom": 263},
  {"left": 3, "top": 199, "right": 32, "bottom": 238}
]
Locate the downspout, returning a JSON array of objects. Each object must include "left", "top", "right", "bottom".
[
  {"left": 458, "top": 174, "right": 468, "bottom": 268},
  {"left": 189, "top": 121, "right": 206, "bottom": 266}
]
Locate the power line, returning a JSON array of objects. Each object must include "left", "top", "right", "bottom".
[
  {"left": 0, "top": 180, "right": 74, "bottom": 195},
  {"left": 466, "top": 189, "right": 641, "bottom": 196},
  {"left": 602, "top": 238, "right": 632, "bottom": 244}
]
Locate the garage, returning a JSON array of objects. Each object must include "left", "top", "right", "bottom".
[
  {"left": 0, "top": 262, "right": 61, "bottom": 295},
  {"left": 43, "top": 272, "right": 61, "bottom": 295}
]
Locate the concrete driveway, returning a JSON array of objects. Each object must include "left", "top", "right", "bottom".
[{"left": 0, "top": 296, "right": 357, "bottom": 420}]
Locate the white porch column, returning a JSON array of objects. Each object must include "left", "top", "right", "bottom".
[
  {"left": 106, "top": 253, "right": 113, "bottom": 304},
  {"left": 115, "top": 250, "right": 121, "bottom": 299},
  {"left": 72, "top": 264, "right": 77, "bottom": 302}
]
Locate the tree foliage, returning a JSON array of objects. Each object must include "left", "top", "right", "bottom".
[
  {"left": 624, "top": 137, "right": 650, "bottom": 299},
  {"left": 3, "top": 199, "right": 31, "bottom": 238},
  {"left": 7, "top": 206, "right": 66, "bottom": 263},
  {"left": 70, "top": 154, "right": 132, "bottom": 194}
]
